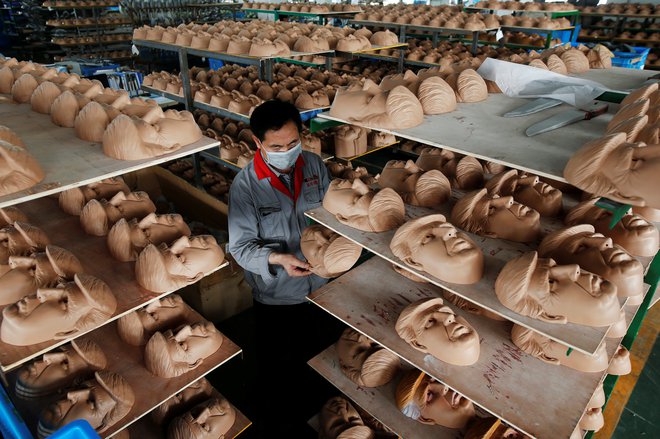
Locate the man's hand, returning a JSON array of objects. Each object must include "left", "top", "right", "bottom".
[{"left": 268, "top": 252, "right": 312, "bottom": 277}]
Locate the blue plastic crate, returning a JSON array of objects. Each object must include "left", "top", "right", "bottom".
[
  {"left": 612, "top": 47, "right": 651, "bottom": 70},
  {"left": 0, "top": 385, "right": 100, "bottom": 439},
  {"left": 48, "top": 420, "right": 101, "bottom": 439},
  {"left": 553, "top": 24, "right": 580, "bottom": 44},
  {"left": 209, "top": 58, "right": 225, "bottom": 70}
]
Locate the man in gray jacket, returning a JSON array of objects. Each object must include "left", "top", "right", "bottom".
[{"left": 228, "top": 100, "right": 333, "bottom": 434}]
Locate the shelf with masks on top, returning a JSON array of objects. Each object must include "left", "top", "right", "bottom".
[
  {"left": 348, "top": 21, "right": 495, "bottom": 55},
  {"left": 314, "top": 66, "right": 657, "bottom": 183},
  {"left": 304, "top": 189, "right": 654, "bottom": 356},
  {"left": 242, "top": 7, "right": 361, "bottom": 24},
  {"left": 0, "top": 99, "right": 220, "bottom": 210},
  {"left": 5, "top": 303, "right": 243, "bottom": 439},
  {"left": 132, "top": 39, "right": 335, "bottom": 82},
  {"left": 308, "top": 343, "right": 459, "bottom": 439},
  {"left": 139, "top": 85, "right": 329, "bottom": 124},
  {"left": 0, "top": 195, "right": 230, "bottom": 373},
  {"left": 127, "top": 384, "right": 252, "bottom": 439},
  {"left": 464, "top": 7, "right": 580, "bottom": 19},
  {"left": 306, "top": 255, "right": 652, "bottom": 439}
]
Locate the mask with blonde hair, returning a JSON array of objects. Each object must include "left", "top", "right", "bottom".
[
  {"left": 0, "top": 222, "right": 49, "bottom": 273},
  {"left": 300, "top": 225, "right": 361, "bottom": 278},
  {"left": 336, "top": 328, "right": 399, "bottom": 387},
  {"left": 464, "top": 417, "right": 525, "bottom": 439},
  {"left": 38, "top": 371, "right": 134, "bottom": 436},
  {"left": 451, "top": 189, "right": 540, "bottom": 243},
  {"left": 378, "top": 160, "right": 451, "bottom": 207},
  {"left": 323, "top": 179, "right": 405, "bottom": 233},
  {"left": 0, "top": 140, "right": 45, "bottom": 197},
  {"left": 319, "top": 396, "right": 374, "bottom": 439},
  {"left": 329, "top": 81, "right": 424, "bottom": 130},
  {"left": 0, "top": 244, "right": 83, "bottom": 306},
  {"left": 58, "top": 177, "right": 130, "bottom": 216},
  {"left": 539, "top": 224, "right": 643, "bottom": 297},
  {"left": 395, "top": 369, "right": 474, "bottom": 428},
  {"left": 390, "top": 214, "right": 484, "bottom": 285},
  {"left": 144, "top": 321, "right": 223, "bottom": 378},
  {"left": 117, "top": 294, "right": 189, "bottom": 346},
  {"left": 135, "top": 235, "right": 225, "bottom": 293},
  {"left": 0, "top": 206, "right": 28, "bottom": 227},
  {"left": 107, "top": 213, "right": 191, "bottom": 262},
  {"left": 80, "top": 191, "right": 156, "bottom": 236},
  {"left": 564, "top": 132, "right": 660, "bottom": 208},
  {"left": 486, "top": 169, "right": 563, "bottom": 217},
  {"left": 16, "top": 339, "right": 107, "bottom": 398},
  {"left": 102, "top": 110, "right": 202, "bottom": 160},
  {"left": 511, "top": 324, "right": 608, "bottom": 372},
  {"left": 151, "top": 378, "right": 213, "bottom": 425},
  {"left": 565, "top": 197, "right": 659, "bottom": 257},
  {"left": 395, "top": 297, "right": 480, "bottom": 365},
  {"left": 1, "top": 273, "right": 116, "bottom": 345},
  {"left": 495, "top": 251, "right": 621, "bottom": 326},
  {"left": 167, "top": 396, "right": 236, "bottom": 439}
]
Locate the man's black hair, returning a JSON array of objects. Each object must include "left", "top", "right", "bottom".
[{"left": 250, "top": 99, "right": 303, "bottom": 141}]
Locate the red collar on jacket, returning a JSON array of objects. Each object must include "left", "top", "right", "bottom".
[{"left": 253, "top": 148, "right": 304, "bottom": 201}]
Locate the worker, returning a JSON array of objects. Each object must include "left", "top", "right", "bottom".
[{"left": 228, "top": 100, "right": 334, "bottom": 435}]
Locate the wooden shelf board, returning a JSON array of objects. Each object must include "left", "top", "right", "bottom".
[
  {"left": 0, "top": 196, "right": 228, "bottom": 372},
  {"left": 133, "top": 39, "right": 334, "bottom": 62},
  {"left": 0, "top": 102, "right": 220, "bottom": 209},
  {"left": 337, "top": 43, "right": 407, "bottom": 56},
  {"left": 307, "top": 256, "right": 647, "bottom": 439},
  {"left": 278, "top": 10, "right": 361, "bottom": 17},
  {"left": 465, "top": 7, "right": 579, "bottom": 16},
  {"left": 126, "top": 386, "right": 251, "bottom": 439},
  {"left": 500, "top": 25, "right": 574, "bottom": 33},
  {"left": 52, "top": 37, "right": 131, "bottom": 46},
  {"left": 7, "top": 313, "right": 242, "bottom": 438},
  {"left": 47, "top": 21, "right": 131, "bottom": 28},
  {"left": 141, "top": 84, "right": 185, "bottom": 104},
  {"left": 317, "top": 69, "right": 652, "bottom": 182},
  {"left": 308, "top": 344, "right": 459, "bottom": 439},
  {"left": 345, "top": 141, "right": 399, "bottom": 161},
  {"left": 192, "top": 100, "right": 329, "bottom": 125},
  {"left": 581, "top": 12, "right": 660, "bottom": 19},
  {"left": 575, "top": 67, "right": 657, "bottom": 92},
  {"left": 305, "top": 202, "right": 650, "bottom": 355},
  {"left": 349, "top": 20, "right": 404, "bottom": 29},
  {"left": 44, "top": 3, "right": 119, "bottom": 10},
  {"left": 200, "top": 150, "right": 244, "bottom": 173}
]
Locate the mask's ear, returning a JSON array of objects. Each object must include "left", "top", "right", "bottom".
[
  {"left": 410, "top": 339, "right": 427, "bottom": 352},
  {"left": 536, "top": 352, "right": 561, "bottom": 366},
  {"left": 538, "top": 312, "right": 567, "bottom": 324},
  {"left": 402, "top": 256, "right": 424, "bottom": 272}
]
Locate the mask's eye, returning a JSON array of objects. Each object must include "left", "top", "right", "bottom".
[
  {"left": 425, "top": 317, "right": 435, "bottom": 329},
  {"left": 421, "top": 233, "right": 434, "bottom": 245}
]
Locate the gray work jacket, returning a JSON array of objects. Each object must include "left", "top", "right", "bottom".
[{"left": 228, "top": 150, "right": 330, "bottom": 305}]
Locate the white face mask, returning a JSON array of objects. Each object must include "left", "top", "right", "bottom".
[{"left": 262, "top": 142, "right": 302, "bottom": 170}]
